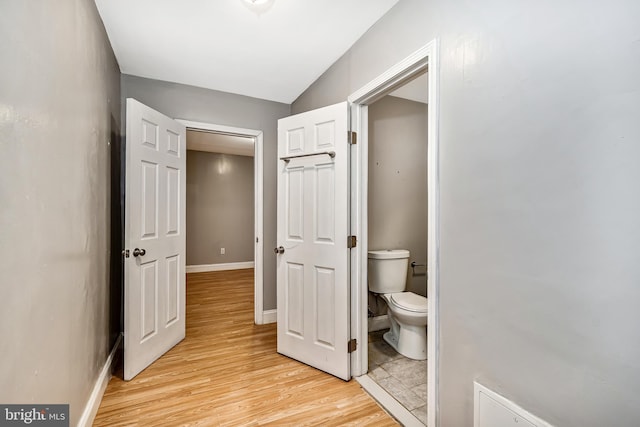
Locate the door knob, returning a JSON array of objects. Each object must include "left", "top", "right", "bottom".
[
  {"left": 133, "top": 248, "right": 146, "bottom": 257},
  {"left": 274, "top": 246, "right": 285, "bottom": 254}
]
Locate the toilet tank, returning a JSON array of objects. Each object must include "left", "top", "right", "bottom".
[{"left": 368, "top": 249, "right": 410, "bottom": 294}]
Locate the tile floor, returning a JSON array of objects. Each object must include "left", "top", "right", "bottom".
[{"left": 367, "top": 329, "right": 427, "bottom": 425}]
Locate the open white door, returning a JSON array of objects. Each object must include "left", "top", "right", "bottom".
[
  {"left": 124, "top": 98, "right": 186, "bottom": 380},
  {"left": 276, "top": 102, "right": 351, "bottom": 381}
]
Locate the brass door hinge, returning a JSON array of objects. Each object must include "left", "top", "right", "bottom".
[
  {"left": 347, "top": 235, "right": 357, "bottom": 249},
  {"left": 348, "top": 131, "right": 357, "bottom": 145},
  {"left": 347, "top": 339, "right": 357, "bottom": 353}
]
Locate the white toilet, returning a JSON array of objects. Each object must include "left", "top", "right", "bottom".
[{"left": 368, "top": 249, "right": 427, "bottom": 360}]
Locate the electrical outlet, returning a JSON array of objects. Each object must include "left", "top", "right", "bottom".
[{"left": 220, "top": 248, "right": 225, "bottom": 255}]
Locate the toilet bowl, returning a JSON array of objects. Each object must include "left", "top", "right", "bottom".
[
  {"left": 368, "top": 250, "right": 428, "bottom": 361},
  {"left": 382, "top": 292, "right": 427, "bottom": 360}
]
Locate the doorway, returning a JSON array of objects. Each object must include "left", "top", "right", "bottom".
[
  {"left": 348, "top": 41, "right": 439, "bottom": 427},
  {"left": 177, "top": 120, "right": 266, "bottom": 325},
  {"left": 366, "top": 73, "right": 428, "bottom": 424},
  {"left": 121, "top": 100, "right": 269, "bottom": 381}
]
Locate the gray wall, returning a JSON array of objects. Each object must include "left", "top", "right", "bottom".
[
  {"left": 187, "top": 150, "right": 254, "bottom": 265},
  {"left": 122, "top": 75, "right": 290, "bottom": 310},
  {"left": 0, "top": 1, "right": 120, "bottom": 425},
  {"left": 293, "top": 0, "right": 640, "bottom": 425},
  {"left": 368, "top": 95, "right": 428, "bottom": 297}
]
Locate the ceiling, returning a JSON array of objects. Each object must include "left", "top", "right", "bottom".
[
  {"left": 94, "top": 0, "right": 400, "bottom": 104},
  {"left": 389, "top": 72, "right": 428, "bottom": 104},
  {"left": 187, "top": 130, "right": 254, "bottom": 157}
]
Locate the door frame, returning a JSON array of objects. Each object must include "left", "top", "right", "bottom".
[
  {"left": 347, "top": 40, "right": 440, "bottom": 427},
  {"left": 176, "top": 119, "right": 266, "bottom": 325}
]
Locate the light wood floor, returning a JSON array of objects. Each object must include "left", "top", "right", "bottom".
[{"left": 94, "top": 269, "right": 398, "bottom": 426}]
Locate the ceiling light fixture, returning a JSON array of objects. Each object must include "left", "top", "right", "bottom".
[{"left": 241, "top": 0, "right": 275, "bottom": 15}]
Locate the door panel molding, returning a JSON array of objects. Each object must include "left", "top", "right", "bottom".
[
  {"left": 125, "top": 98, "right": 186, "bottom": 380},
  {"left": 276, "top": 102, "right": 350, "bottom": 381}
]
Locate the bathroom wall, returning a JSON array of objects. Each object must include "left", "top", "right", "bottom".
[
  {"left": 292, "top": 0, "right": 640, "bottom": 425},
  {"left": 0, "top": 0, "right": 120, "bottom": 424},
  {"left": 368, "top": 95, "right": 428, "bottom": 297},
  {"left": 186, "top": 150, "right": 254, "bottom": 266},
  {"left": 121, "top": 74, "right": 290, "bottom": 310}
]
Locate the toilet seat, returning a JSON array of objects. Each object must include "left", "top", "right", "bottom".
[{"left": 387, "top": 292, "right": 427, "bottom": 313}]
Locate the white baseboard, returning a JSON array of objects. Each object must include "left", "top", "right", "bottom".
[
  {"left": 78, "top": 333, "right": 122, "bottom": 427},
  {"left": 356, "top": 375, "right": 424, "bottom": 427},
  {"left": 186, "top": 261, "right": 254, "bottom": 273},
  {"left": 368, "top": 315, "right": 390, "bottom": 332},
  {"left": 262, "top": 309, "right": 277, "bottom": 324}
]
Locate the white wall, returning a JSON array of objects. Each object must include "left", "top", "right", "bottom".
[{"left": 293, "top": 0, "right": 640, "bottom": 425}]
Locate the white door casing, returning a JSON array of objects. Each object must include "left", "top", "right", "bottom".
[
  {"left": 276, "top": 102, "right": 350, "bottom": 381},
  {"left": 124, "top": 98, "right": 186, "bottom": 380},
  {"left": 175, "top": 120, "right": 266, "bottom": 325},
  {"left": 348, "top": 41, "right": 439, "bottom": 426}
]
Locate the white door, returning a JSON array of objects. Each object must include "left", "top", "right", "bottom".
[
  {"left": 124, "top": 98, "right": 186, "bottom": 380},
  {"left": 276, "top": 102, "right": 351, "bottom": 381}
]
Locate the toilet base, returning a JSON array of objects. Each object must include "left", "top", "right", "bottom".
[{"left": 383, "top": 318, "right": 427, "bottom": 361}]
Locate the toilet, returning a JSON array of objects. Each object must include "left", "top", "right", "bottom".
[{"left": 368, "top": 249, "right": 427, "bottom": 360}]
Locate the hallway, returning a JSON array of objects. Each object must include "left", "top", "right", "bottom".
[{"left": 94, "top": 269, "right": 397, "bottom": 426}]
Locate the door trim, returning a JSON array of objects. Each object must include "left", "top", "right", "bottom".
[
  {"left": 176, "top": 120, "right": 266, "bottom": 325},
  {"left": 347, "top": 40, "right": 440, "bottom": 427}
]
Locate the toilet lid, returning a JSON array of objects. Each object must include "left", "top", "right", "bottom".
[{"left": 390, "top": 292, "right": 428, "bottom": 313}]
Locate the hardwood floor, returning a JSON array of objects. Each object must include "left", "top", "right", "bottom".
[{"left": 94, "top": 269, "right": 398, "bottom": 426}]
